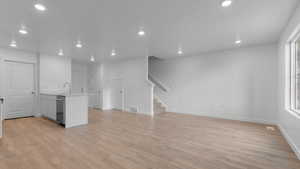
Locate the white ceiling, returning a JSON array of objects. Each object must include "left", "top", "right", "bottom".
[{"left": 0, "top": 0, "right": 299, "bottom": 61}]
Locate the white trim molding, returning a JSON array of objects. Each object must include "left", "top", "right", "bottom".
[
  {"left": 167, "top": 110, "right": 277, "bottom": 126},
  {"left": 278, "top": 124, "right": 300, "bottom": 160}
]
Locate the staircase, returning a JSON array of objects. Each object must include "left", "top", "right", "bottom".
[
  {"left": 148, "top": 56, "right": 169, "bottom": 115},
  {"left": 148, "top": 74, "right": 169, "bottom": 114},
  {"left": 154, "top": 96, "right": 167, "bottom": 114}
]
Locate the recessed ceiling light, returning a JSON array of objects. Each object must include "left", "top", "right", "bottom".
[
  {"left": 111, "top": 50, "right": 116, "bottom": 56},
  {"left": 76, "top": 41, "right": 83, "bottom": 48},
  {"left": 90, "top": 56, "right": 95, "bottom": 62},
  {"left": 9, "top": 40, "right": 17, "bottom": 48},
  {"left": 19, "top": 25, "right": 28, "bottom": 35},
  {"left": 221, "top": 0, "right": 232, "bottom": 7},
  {"left": 138, "top": 28, "right": 145, "bottom": 36},
  {"left": 235, "top": 40, "right": 242, "bottom": 44},
  {"left": 19, "top": 29, "right": 28, "bottom": 35},
  {"left": 34, "top": 3, "right": 47, "bottom": 12},
  {"left": 58, "top": 49, "right": 64, "bottom": 56},
  {"left": 178, "top": 48, "right": 183, "bottom": 55}
]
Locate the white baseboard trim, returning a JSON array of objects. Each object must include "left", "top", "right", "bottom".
[
  {"left": 233, "top": 117, "right": 277, "bottom": 125},
  {"left": 278, "top": 124, "right": 300, "bottom": 160},
  {"left": 168, "top": 111, "right": 277, "bottom": 125},
  {"left": 167, "top": 111, "right": 300, "bottom": 159},
  {"left": 34, "top": 113, "right": 42, "bottom": 117}
]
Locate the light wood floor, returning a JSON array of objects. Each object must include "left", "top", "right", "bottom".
[{"left": 0, "top": 109, "right": 299, "bottom": 169}]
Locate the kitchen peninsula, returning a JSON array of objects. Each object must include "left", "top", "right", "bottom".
[{"left": 40, "top": 92, "right": 88, "bottom": 128}]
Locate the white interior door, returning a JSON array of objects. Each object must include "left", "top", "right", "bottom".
[
  {"left": 110, "top": 79, "right": 124, "bottom": 111},
  {"left": 4, "top": 61, "right": 35, "bottom": 119}
]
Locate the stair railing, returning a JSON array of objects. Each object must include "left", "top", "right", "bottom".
[{"left": 148, "top": 73, "right": 169, "bottom": 93}]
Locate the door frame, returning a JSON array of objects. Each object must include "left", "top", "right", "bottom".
[{"left": 0, "top": 57, "right": 38, "bottom": 119}]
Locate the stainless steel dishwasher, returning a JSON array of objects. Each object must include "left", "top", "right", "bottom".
[{"left": 56, "top": 96, "right": 65, "bottom": 126}]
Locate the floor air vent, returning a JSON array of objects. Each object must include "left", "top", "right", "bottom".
[
  {"left": 266, "top": 126, "right": 276, "bottom": 131},
  {"left": 129, "top": 107, "right": 138, "bottom": 113}
]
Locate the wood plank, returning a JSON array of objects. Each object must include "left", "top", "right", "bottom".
[{"left": 0, "top": 109, "right": 299, "bottom": 169}]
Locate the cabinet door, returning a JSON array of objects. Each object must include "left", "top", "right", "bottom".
[
  {"left": 40, "top": 95, "right": 56, "bottom": 120},
  {"left": 40, "top": 95, "right": 47, "bottom": 117},
  {"left": 47, "top": 99, "right": 56, "bottom": 120}
]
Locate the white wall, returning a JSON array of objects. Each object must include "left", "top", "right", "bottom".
[
  {"left": 150, "top": 44, "right": 278, "bottom": 124},
  {"left": 71, "top": 61, "right": 87, "bottom": 94},
  {"left": 101, "top": 57, "right": 153, "bottom": 115},
  {"left": 87, "top": 63, "right": 104, "bottom": 108},
  {"left": 278, "top": 3, "right": 300, "bottom": 159},
  {"left": 40, "top": 54, "right": 71, "bottom": 94},
  {"left": 87, "top": 63, "right": 104, "bottom": 92}
]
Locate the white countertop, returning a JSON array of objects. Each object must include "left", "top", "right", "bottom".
[
  {"left": 40, "top": 92, "right": 65, "bottom": 96},
  {"left": 69, "top": 93, "right": 88, "bottom": 97},
  {"left": 40, "top": 92, "right": 88, "bottom": 97},
  {"left": 40, "top": 89, "right": 66, "bottom": 96}
]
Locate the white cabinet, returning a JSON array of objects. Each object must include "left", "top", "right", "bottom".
[
  {"left": 40, "top": 93, "right": 88, "bottom": 128},
  {"left": 40, "top": 95, "right": 56, "bottom": 121},
  {"left": 65, "top": 95, "right": 88, "bottom": 128}
]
